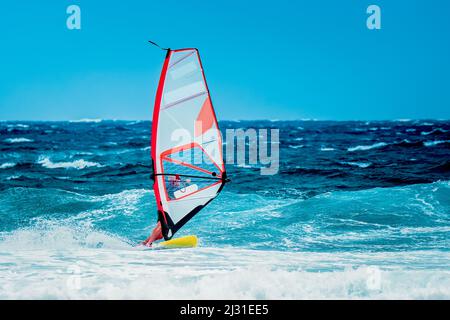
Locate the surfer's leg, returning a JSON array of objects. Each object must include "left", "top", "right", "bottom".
[{"left": 142, "top": 221, "right": 163, "bottom": 246}]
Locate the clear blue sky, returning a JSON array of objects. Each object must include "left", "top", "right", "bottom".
[{"left": 1, "top": 0, "right": 449, "bottom": 121}]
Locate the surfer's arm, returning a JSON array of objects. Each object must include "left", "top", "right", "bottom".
[{"left": 142, "top": 221, "right": 163, "bottom": 247}]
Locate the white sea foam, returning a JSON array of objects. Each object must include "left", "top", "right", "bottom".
[
  {"left": 0, "top": 162, "right": 16, "bottom": 169},
  {"left": 289, "top": 145, "right": 304, "bottom": 149},
  {"left": 7, "top": 124, "right": 29, "bottom": 129},
  {"left": 423, "top": 140, "right": 450, "bottom": 147},
  {"left": 69, "top": 118, "right": 102, "bottom": 123},
  {"left": 4, "top": 138, "right": 33, "bottom": 143},
  {"left": 320, "top": 147, "right": 335, "bottom": 151},
  {"left": 0, "top": 240, "right": 448, "bottom": 299},
  {"left": 38, "top": 156, "right": 103, "bottom": 170},
  {"left": 126, "top": 121, "right": 143, "bottom": 125},
  {"left": 73, "top": 151, "right": 94, "bottom": 156},
  {"left": 341, "top": 162, "right": 372, "bottom": 168},
  {"left": 235, "top": 163, "right": 252, "bottom": 168},
  {"left": 5, "top": 175, "right": 21, "bottom": 180},
  {"left": 104, "top": 142, "right": 118, "bottom": 146},
  {"left": 347, "top": 142, "right": 388, "bottom": 152},
  {"left": 406, "top": 128, "right": 416, "bottom": 133}
]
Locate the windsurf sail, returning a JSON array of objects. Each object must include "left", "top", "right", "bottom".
[{"left": 151, "top": 48, "right": 227, "bottom": 240}]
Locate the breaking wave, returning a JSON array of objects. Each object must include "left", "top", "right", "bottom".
[{"left": 37, "top": 156, "right": 103, "bottom": 170}]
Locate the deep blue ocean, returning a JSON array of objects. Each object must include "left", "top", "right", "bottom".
[{"left": 1, "top": 119, "right": 449, "bottom": 299}]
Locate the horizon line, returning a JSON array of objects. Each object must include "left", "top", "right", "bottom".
[{"left": 1, "top": 118, "right": 449, "bottom": 123}]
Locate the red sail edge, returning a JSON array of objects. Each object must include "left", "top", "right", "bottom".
[{"left": 151, "top": 50, "right": 171, "bottom": 227}]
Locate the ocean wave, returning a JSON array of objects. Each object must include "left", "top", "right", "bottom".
[
  {"left": 234, "top": 163, "right": 253, "bottom": 168},
  {"left": 0, "top": 162, "right": 16, "bottom": 169},
  {"left": 396, "top": 119, "right": 412, "bottom": 122},
  {"left": 423, "top": 140, "right": 450, "bottom": 147},
  {"left": 340, "top": 161, "right": 372, "bottom": 168},
  {"left": 6, "top": 124, "right": 29, "bottom": 129},
  {"left": 71, "top": 151, "right": 94, "bottom": 156},
  {"left": 320, "top": 147, "right": 335, "bottom": 151},
  {"left": 0, "top": 245, "right": 448, "bottom": 299},
  {"left": 4, "top": 138, "right": 34, "bottom": 143},
  {"left": 0, "top": 119, "right": 449, "bottom": 299},
  {"left": 126, "top": 120, "right": 144, "bottom": 125},
  {"left": 429, "top": 161, "right": 450, "bottom": 173},
  {"left": 399, "top": 226, "right": 450, "bottom": 235},
  {"left": 5, "top": 175, "right": 21, "bottom": 181},
  {"left": 421, "top": 128, "right": 449, "bottom": 136},
  {"left": 288, "top": 145, "right": 304, "bottom": 149},
  {"left": 69, "top": 118, "right": 102, "bottom": 123},
  {"left": 38, "top": 156, "right": 103, "bottom": 170},
  {"left": 205, "top": 180, "right": 450, "bottom": 251},
  {"left": 284, "top": 166, "right": 336, "bottom": 176},
  {"left": 6, "top": 124, "right": 30, "bottom": 133},
  {"left": 0, "top": 187, "right": 151, "bottom": 238},
  {"left": 347, "top": 142, "right": 388, "bottom": 152}
]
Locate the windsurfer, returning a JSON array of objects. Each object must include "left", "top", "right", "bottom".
[
  {"left": 141, "top": 47, "right": 228, "bottom": 248},
  {"left": 169, "top": 174, "right": 181, "bottom": 187},
  {"left": 142, "top": 175, "right": 182, "bottom": 247},
  {"left": 142, "top": 220, "right": 163, "bottom": 247}
]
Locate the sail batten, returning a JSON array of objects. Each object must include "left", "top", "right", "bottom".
[
  {"left": 162, "top": 91, "right": 207, "bottom": 110},
  {"left": 151, "top": 48, "right": 226, "bottom": 240}
]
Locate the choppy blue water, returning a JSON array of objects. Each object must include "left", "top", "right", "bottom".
[{"left": 1, "top": 119, "right": 449, "bottom": 299}]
